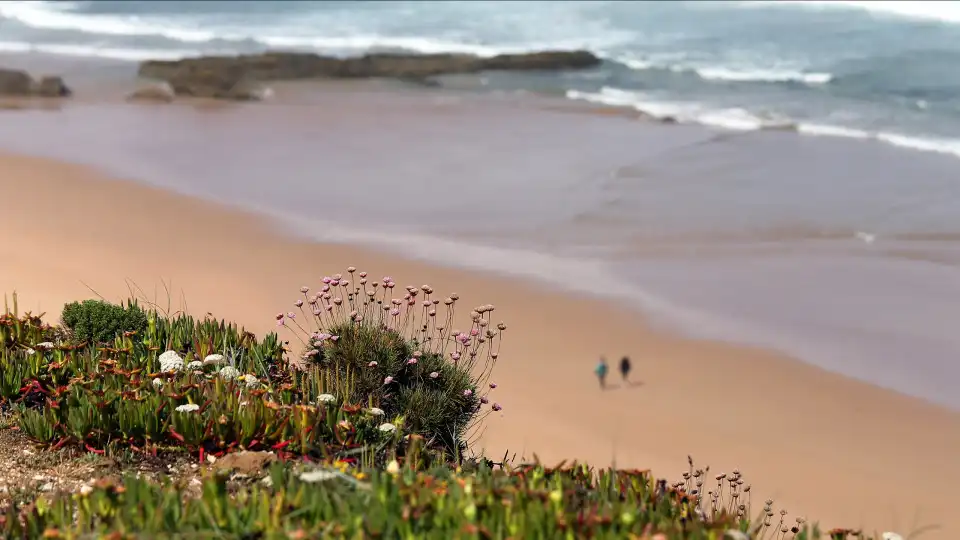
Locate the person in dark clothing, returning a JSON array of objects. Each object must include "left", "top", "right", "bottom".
[{"left": 619, "top": 356, "right": 632, "bottom": 383}]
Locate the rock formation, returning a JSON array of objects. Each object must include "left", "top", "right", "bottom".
[
  {"left": 0, "top": 69, "right": 71, "bottom": 97},
  {"left": 138, "top": 50, "right": 601, "bottom": 100}
]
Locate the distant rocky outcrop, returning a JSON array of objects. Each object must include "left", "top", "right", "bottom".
[
  {"left": 0, "top": 69, "right": 71, "bottom": 97},
  {"left": 137, "top": 50, "right": 601, "bottom": 100}
]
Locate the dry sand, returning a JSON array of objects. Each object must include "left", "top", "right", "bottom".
[{"left": 1, "top": 152, "right": 958, "bottom": 538}]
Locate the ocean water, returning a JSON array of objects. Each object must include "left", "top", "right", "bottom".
[
  {"left": 4, "top": 1, "right": 960, "bottom": 157},
  {"left": 2, "top": 1, "right": 960, "bottom": 408}
]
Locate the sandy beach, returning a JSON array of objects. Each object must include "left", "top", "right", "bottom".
[{"left": 1, "top": 151, "right": 957, "bottom": 537}]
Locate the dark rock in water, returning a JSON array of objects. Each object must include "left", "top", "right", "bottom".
[
  {"left": 138, "top": 50, "right": 601, "bottom": 99},
  {"left": 0, "top": 69, "right": 36, "bottom": 96},
  {"left": 0, "top": 69, "right": 71, "bottom": 98},
  {"left": 35, "top": 76, "right": 71, "bottom": 98},
  {"left": 397, "top": 75, "right": 443, "bottom": 88}
]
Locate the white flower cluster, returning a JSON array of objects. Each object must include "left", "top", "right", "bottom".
[
  {"left": 158, "top": 350, "right": 184, "bottom": 373},
  {"left": 203, "top": 354, "right": 225, "bottom": 366},
  {"left": 187, "top": 360, "right": 203, "bottom": 370},
  {"left": 175, "top": 403, "right": 199, "bottom": 413},
  {"left": 241, "top": 374, "right": 259, "bottom": 389},
  {"left": 378, "top": 423, "right": 396, "bottom": 434},
  {"left": 219, "top": 366, "right": 240, "bottom": 380},
  {"left": 317, "top": 394, "right": 336, "bottom": 405},
  {"left": 367, "top": 407, "right": 385, "bottom": 417}
]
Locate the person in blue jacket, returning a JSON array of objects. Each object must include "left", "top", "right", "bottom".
[{"left": 595, "top": 357, "right": 609, "bottom": 389}]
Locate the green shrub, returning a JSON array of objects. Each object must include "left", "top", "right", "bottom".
[
  {"left": 60, "top": 299, "right": 148, "bottom": 344},
  {"left": 286, "top": 269, "right": 504, "bottom": 459},
  {"left": 314, "top": 324, "right": 479, "bottom": 455}
]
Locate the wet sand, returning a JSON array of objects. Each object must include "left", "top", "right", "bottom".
[{"left": 1, "top": 151, "right": 959, "bottom": 538}]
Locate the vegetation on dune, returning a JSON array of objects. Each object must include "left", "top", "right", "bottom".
[{"left": 0, "top": 272, "right": 901, "bottom": 539}]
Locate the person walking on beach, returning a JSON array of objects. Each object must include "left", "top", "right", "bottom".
[
  {"left": 619, "top": 356, "right": 632, "bottom": 383},
  {"left": 595, "top": 357, "right": 609, "bottom": 389}
]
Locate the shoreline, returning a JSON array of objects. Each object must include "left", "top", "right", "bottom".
[{"left": 2, "top": 151, "right": 960, "bottom": 537}]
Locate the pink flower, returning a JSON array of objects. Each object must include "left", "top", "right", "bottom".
[
  {"left": 275, "top": 313, "right": 284, "bottom": 320},
  {"left": 330, "top": 335, "right": 339, "bottom": 342},
  {"left": 276, "top": 319, "right": 284, "bottom": 327},
  {"left": 294, "top": 300, "right": 303, "bottom": 307},
  {"left": 341, "top": 280, "right": 350, "bottom": 287},
  {"left": 489, "top": 383, "right": 497, "bottom": 389},
  {"left": 359, "top": 272, "right": 368, "bottom": 278},
  {"left": 347, "top": 267, "right": 357, "bottom": 273},
  {"left": 313, "top": 309, "right": 321, "bottom": 316},
  {"left": 333, "top": 274, "right": 343, "bottom": 280},
  {"left": 322, "top": 277, "right": 332, "bottom": 284},
  {"left": 463, "top": 389, "right": 473, "bottom": 397},
  {"left": 451, "top": 352, "right": 461, "bottom": 361},
  {"left": 480, "top": 396, "right": 489, "bottom": 404},
  {"left": 322, "top": 285, "right": 330, "bottom": 293},
  {"left": 368, "top": 361, "right": 378, "bottom": 367},
  {"left": 333, "top": 298, "right": 342, "bottom": 305},
  {"left": 287, "top": 312, "right": 296, "bottom": 319},
  {"left": 407, "top": 358, "right": 417, "bottom": 365},
  {"left": 331, "top": 279, "right": 340, "bottom": 287},
  {"left": 326, "top": 305, "right": 333, "bottom": 312},
  {"left": 300, "top": 286, "right": 309, "bottom": 293},
  {"left": 390, "top": 309, "right": 400, "bottom": 316},
  {"left": 470, "top": 329, "right": 479, "bottom": 337},
  {"left": 429, "top": 371, "right": 439, "bottom": 379},
  {"left": 492, "top": 403, "right": 502, "bottom": 412},
  {"left": 384, "top": 376, "right": 393, "bottom": 385}
]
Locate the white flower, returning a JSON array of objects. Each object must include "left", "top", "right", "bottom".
[
  {"left": 35, "top": 342, "right": 54, "bottom": 350},
  {"left": 175, "top": 403, "right": 200, "bottom": 413},
  {"left": 203, "top": 354, "right": 225, "bottom": 366},
  {"left": 316, "top": 394, "right": 336, "bottom": 405},
  {"left": 243, "top": 374, "right": 259, "bottom": 389},
  {"left": 378, "top": 423, "right": 396, "bottom": 434},
  {"left": 187, "top": 361, "right": 203, "bottom": 370},
  {"left": 158, "top": 350, "right": 184, "bottom": 373},
  {"left": 152, "top": 378, "right": 163, "bottom": 388},
  {"left": 386, "top": 460, "right": 401, "bottom": 475},
  {"left": 723, "top": 531, "right": 749, "bottom": 540},
  {"left": 299, "top": 469, "right": 339, "bottom": 483},
  {"left": 882, "top": 534, "right": 904, "bottom": 540},
  {"left": 79, "top": 484, "right": 93, "bottom": 496},
  {"left": 367, "top": 407, "right": 385, "bottom": 417},
  {"left": 25, "top": 348, "right": 35, "bottom": 355},
  {"left": 219, "top": 366, "right": 240, "bottom": 380}
]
